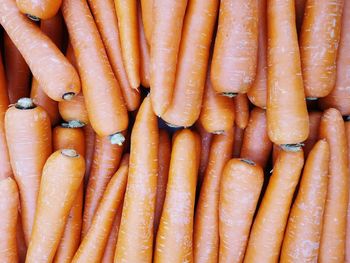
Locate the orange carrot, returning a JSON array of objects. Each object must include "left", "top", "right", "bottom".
[
  {"left": 140, "top": 0, "right": 153, "bottom": 45},
  {"left": 40, "top": 11, "right": 65, "bottom": 50},
  {"left": 138, "top": 3, "right": 151, "bottom": 88},
  {"left": 0, "top": 177, "right": 19, "bottom": 263},
  {"left": 295, "top": 0, "right": 307, "bottom": 34},
  {"left": 233, "top": 125, "right": 244, "bottom": 158},
  {"left": 304, "top": 111, "right": 322, "bottom": 158},
  {"left": 272, "top": 143, "right": 281, "bottom": 166},
  {"left": 25, "top": 149, "right": 85, "bottom": 263},
  {"left": 234, "top": 94, "right": 250, "bottom": 129},
  {"left": 345, "top": 120, "right": 350, "bottom": 263},
  {"left": 266, "top": 0, "right": 309, "bottom": 145},
  {"left": 244, "top": 145, "right": 304, "bottom": 262},
  {"left": 281, "top": 140, "right": 329, "bottom": 262},
  {"left": 115, "top": 96, "right": 158, "bottom": 262},
  {"left": 194, "top": 129, "right": 234, "bottom": 262},
  {"left": 5, "top": 98, "right": 52, "bottom": 244},
  {"left": 16, "top": 0, "right": 62, "bottom": 19},
  {"left": 59, "top": 93, "right": 89, "bottom": 125},
  {"left": 319, "top": 108, "right": 349, "bottom": 262}
]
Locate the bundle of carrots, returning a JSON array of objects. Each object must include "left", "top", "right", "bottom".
[{"left": 0, "top": 0, "right": 350, "bottom": 262}]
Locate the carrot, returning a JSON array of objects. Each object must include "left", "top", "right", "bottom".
[
  {"left": 140, "top": 0, "right": 153, "bottom": 45},
  {"left": 0, "top": 0, "right": 80, "bottom": 102},
  {"left": 0, "top": 177, "right": 19, "bottom": 263},
  {"left": 154, "top": 130, "right": 171, "bottom": 234},
  {"left": 154, "top": 129, "right": 198, "bottom": 262},
  {"left": 281, "top": 140, "right": 329, "bottom": 262},
  {"left": 319, "top": 108, "right": 349, "bottom": 262},
  {"left": 115, "top": 96, "right": 158, "bottom": 262},
  {"left": 240, "top": 107, "right": 272, "bottom": 168},
  {"left": 319, "top": 0, "right": 350, "bottom": 115},
  {"left": 233, "top": 125, "right": 244, "bottom": 158},
  {"left": 295, "top": 0, "right": 307, "bottom": 34},
  {"left": 5, "top": 98, "right": 52, "bottom": 244},
  {"left": 59, "top": 92, "right": 89, "bottom": 125},
  {"left": 194, "top": 129, "right": 234, "bottom": 262},
  {"left": 266, "top": 0, "right": 309, "bottom": 145},
  {"left": 83, "top": 124, "right": 95, "bottom": 184},
  {"left": 63, "top": 0, "right": 128, "bottom": 140},
  {"left": 16, "top": 0, "right": 62, "bottom": 19},
  {"left": 161, "top": 0, "right": 219, "bottom": 127},
  {"left": 138, "top": 3, "right": 151, "bottom": 88},
  {"left": 211, "top": 0, "right": 258, "bottom": 95},
  {"left": 304, "top": 111, "right": 322, "bottom": 158},
  {"left": 82, "top": 134, "right": 124, "bottom": 237},
  {"left": 3, "top": 32, "right": 31, "bottom": 104},
  {"left": 25, "top": 149, "right": 85, "bottom": 263},
  {"left": 150, "top": 0, "right": 188, "bottom": 116},
  {"left": 40, "top": 11, "right": 65, "bottom": 50},
  {"left": 234, "top": 94, "right": 250, "bottom": 129},
  {"left": 16, "top": 215, "right": 27, "bottom": 263},
  {"left": 272, "top": 143, "right": 281, "bottom": 165},
  {"left": 87, "top": 0, "right": 141, "bottom": 111},
  {"left": 345, "top": 120, "right": 350, "bottom": 263},
  {"left": 244, "top": 145, "right": 304, "bottom": 262},
  {"left": 247, "top": 0, "right": 268, "bottom": 109},
  {"left": 300, "top": 0, "right": 344, "bottom": 98}
]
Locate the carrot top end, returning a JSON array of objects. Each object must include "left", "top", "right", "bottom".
[
  {"left": 239, "top": 159, "right": 256, "bottom": 166},
  {"left": 61, "top": 120, "right": 86, "bottom": 129},
  {"left": 62, "top": 92, "right": 76, "bottom": 101},
  {"left": 61, "top": 149, "right": 79, "bottom": 158},
  {"left": 15, "top": 98, "right": 35, "bottom": 110},
  {"left": 280, "top": 143, "right": 304, "bottom": 152},
  {"left": 221, "top": 92, "right": 238, "bottom": 98},
  {"left": 109, "top": 132, "right": 125, "bottom": 146}
]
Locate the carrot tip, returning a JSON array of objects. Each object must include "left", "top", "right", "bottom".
[
  {"left": 61, "top": 120, "right": 86, "bottom": 129},
  {"left": 61, "top": 149, "right": 79, "bottom": 158},
  {"left": 26, "top": 14, "right": 40, "bottom": 22},
  {"left": 239, "top": 159, "right": 256, "bottom": 166},
  {"left": 280, "top": 143, "right": 304, "bottom": 152},
  {"left": 306, "top": 97, "right": 318, "bottom": 101},
  {"left": 221, "top": 92, "right": 238, "bottom": 98},
  {"left": 62, "top": 92, "right": 76, "bottom": 101},
  {"left": 109, "top": 132, "right": 125, "bottom": 146},
  {"left": 212, "top": 130, "right": 225, "bottom": 135},
  {"left": 16, "top": 98, "right": 35, "bottom": 110}
]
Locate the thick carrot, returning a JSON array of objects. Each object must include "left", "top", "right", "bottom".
[
  {"left": 62, "top": 0, "right": 128, "bottom": 140},
  {"left": 161, "top": 0, "right": 219, "bottom": 127},
  {"left": 345, "top": 121, "right": 350, "bottom": 263},
  {"left": 194, "top": 129, "right": 234, "bottom": 262},
  {"left": 219, "top": 159, "right": 264, "bottom": 262},
  {"left": 115, "top": 96, "right": 158, "bottom": 262},
  {"left": 300, "top": 0, "right": 344, "bottom": 98},
  {"left": 5, "top": 98, "right": 52, "bottom": 244},
  {"left": 319, "top": 108, "right": 349, "bottom": 262},
  {"left": 87, "top": 0, "right": 141, "bottom": 111},
  {"left": 281, "top": 140, "right": 329, "bottom": 262},
  {"left": 247, "top": 0, "right": 268, "bottom": 109},
  {"left": 16, "top": 0, "right": 62, "bottom": 19},
  {"left": 140, "top": 0, "right": 153, "bottom": 45},
  {"left": 240, "top": 107, "right": 272, "bottom": 168},
  {"left": 234, "top": 94, "right": 250, "bottom": 130},
  {"left": 25, "top": 149, "right": 85, "bottom": 263},
  {"left": 295, "top": 0, "right": 307, "bottom": 34},
  {"left": 154, "top": 129, "right": 197, "bottom": 262},
  {"left": 150, "top": 0, "right": 188, "bottom": 116},
  {"left": 83, "top": 124, "right": 95, "bottom": 184},
  {"left": 233, "top": 125, "right": 244, "bottom": 158},
  {"left": 0, "top": 177, "right": 19, "bottom": 263},
  {"left": 0, "top": 0, "right": 80, "bottom": 101},
  {"left": 304, "top": 111, "right": 322, "bottom": 158},
  {"left": 244, "top": 145, "right": 304, "bottom": 262},
  {"left": 211, "top": 0, "right": 258, "bottom": 95},
  {"left": 266, "top": 0, "right": 309, "bottom": 145},
  {"left": 138, "top": 3, "right": 151, "bottom": 88}
]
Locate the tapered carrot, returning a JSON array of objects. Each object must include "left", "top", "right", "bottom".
[
  {"left": 154, "top": 129, "right": 198, "bottom": 262},
  {"left": 233, "top": 125, "right": 244, "bottom": 158},
  {"left": 247, "top": 0, "right": 267, "bottom": 109},
  {"left": 304, "top": 111, "right": 322, "bottom": 158},
  {"left": 87, "top": 0, "right": 141, "bottom": 111},
  {"left": 300, "top": 0, "right": 344, "bottom": 98},
  {"left": 240, "top": 107, "right": 272, "bottom": 168},
  {"left": 5, "top": 98, "right": 52, "bottom": 244},
  {"left": 0, "top": 0, "right": 80, "bottom": 101},
  {"left": 115, "top": 96, "right": 158, "bottom": 262},
  {"left": 0, "top": 177, "right": 19, "bottom": 263},
  {"left": 140, "top": 0, "right": 153, "bottom": 45},
  {"left": 234, "top": 94, "right": 250, "bottom": 130},
  {"left": 211, "top": 0, "right": 258, "bottom": 95},
  {"left": 244, "top": 145, "right": 304, "bottom": 262},
  {"left": 194, "top": 129, "right": 234, "bottom": 262},
  {"left": 345, "top": 120, "right": 350, "bottom": 263},
  {"left": 319, "top": 0, "right": 350, "bottom": 115},
  {"left": 25, "top": 149, "right": 85, "bottom": 263},
  {"left": 281, "top": 140, "right": 329, "bottom": 262},
  {"left": 150, "top": 0, "right": 188, "bottom": 116},
  {"left": 266, "top": 0, "right": 309, "bottom": 145},
  {"left": 319, "top": 108, "right": 349, "bottom": 262},
  {"left": 138, "top": 3, "right": 151, "bottom": 88},
  {"left": 16, "top": 0, "right": 62, "bottom": 19}
]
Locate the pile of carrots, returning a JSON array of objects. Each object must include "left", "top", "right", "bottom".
[{"left": 0, "top": 0, "right": 350, "bottom": 262}]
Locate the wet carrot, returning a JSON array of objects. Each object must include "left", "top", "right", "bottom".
[
  {"left": 138, "top": 3, "right": 151, "bottom": 88},
  {"left": 16, "top": 0, "right": 62, "bottom": 19},
  {"left": 304, "top": 111, "right": 322, "bottom": 158},
  {"left": 233, "top": 125, "right": 244, "bottom": 158},
  {"left": 140, "top": 0, "right": 153, "bottom": 45},
  {"left": 234, "top": 94, "right": 250, "bottom": 130}
]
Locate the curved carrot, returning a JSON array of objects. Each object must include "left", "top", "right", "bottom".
[
  {"left": 300, "top": 0, "right": 344, "bottom": 98},
  {"left": 211, "top": 0, "right": 258, "bottom": 95},
  {"left": 140, "top": 0, "right": 153, "bottom": 45},
  {"left": 115, "top": 96, "right": 158, "bottom": 262},
  {"left": 219, "top": 159, "right": 264, "bottom": 262},
  {"left": 5, "top": 98, "right": 52, "bottom": 244},
  {"left": 234, "top": 94, "right": 250, "bottom": 129},
  {"left": 304, "top": 111, "right": 322, "bottom": 158},
  {"left": 281, "top": 140, "right": 329, "bottom": 262},
  {"left": 0, "top": 0, "right": 80, "bottom": 101},
  {"left": 194, "top": 129, "right": 234, "bottom": 262},
  {"left": 319, "top": 108, "right": 349, "bottom": 262},
  {"left": 233, "top": 125, "right": 244, "bottom": 158},
  {"left": 83, "top": 124, "right": 95, "bottom": 184},
  {"left": 16, "top": 0, "right": 62, "bottom": 19},
  {"left": 345, "top": 120, "right": 350, "bottom": 263},
  {"left": 240, "top": 107, "right": 272, "bottom": 168},
  {"left": 154, "top": 129, "right": 197, "bottom": 262},
  {"left": 244, "top": 145, "right": 304, "bottom": 262},
  {"left": 87, "top": 0, "right": 141, "bottom": 111},
  {"left": 266, "top": 0, "right": 309, "bottom": 145},
  {"left": 247, "top": 0, "right": 268, "bottom": 109},
  {"left": 138, "top": 3, "right": 151, "bottom": 88},
  {"left": 150, "top": 0, "right": 188, "bottom": 116},
  {"left": 295, "top": 0, "right": 306, "bottom": 34},
  {"left": 25, "top": 149, "right": 85, "bottom": 263},
  {"left": 0, "top": 177, "right": 19, "bottom": 263}
]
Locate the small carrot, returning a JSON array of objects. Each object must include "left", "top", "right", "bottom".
[
  {"left": 83, "top": 124, "right": 95, "bottom": 184},
  {"left": 281, "top": 140, "right": 329, "bottom": 262},
  {"left": 234, "top": 94, "right": 250, "bottom": 129},
  {"left": 345, "top": 120, "right": 350, "bottom": 263},
  {"left": 240, "top": 107, "right": 272, "bottom": 168},
  {"left": 304, "top": 111, "right": 322, "bottom": 158},
  {"left": 140, "top": 0, "right": 153, "bottom": 45},
  {"left": 0, "top": 177, "right": 19, "bottom": 263},
  {"left": 319, "top": 108, "right": 349, "bottom": 262},
  {"left": 194, "top": 129, "right": 234, "bottom": 262},
  {"left": 244, "top": 145, "right": 304, "bottom": 262},
  {"left": 295, "top": 0, "right": 307, "bottom": 34},
  {"left": 138, "top": 3, "right": 151, "bottom": 88},
  {"left": 16, "top": 0, "right": 62, "bottom": 19},
  {"left": 233, "top": 125, "right": 244, "bottom": 158},
  {"left": 5, "top": 98, "right": 52, "bottom": 244},
  {"left": 25, "top": 149, "right": 85, "bottom": 263}
]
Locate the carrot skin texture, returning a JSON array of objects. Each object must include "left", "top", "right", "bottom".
[
  {"left": 304, "top": 111, "right": 322, "bottom": 158},
  {"left": 138, "top": 5, "right": 151, "bottom": 88},
  {"left": 234, "top": 94, "right": 250, "bottom": 129},
  {"left": 319, "top": 108, "right": 349, "bottom": 262},
  {"left": 16, "top": 0, "right": 62, "bottom": 19},
  {"left": 280, "top": 140, "right": 329, "bottom": 262},
  {"left": 140, "top": 0, "right": 153, "bottom": 45}
]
